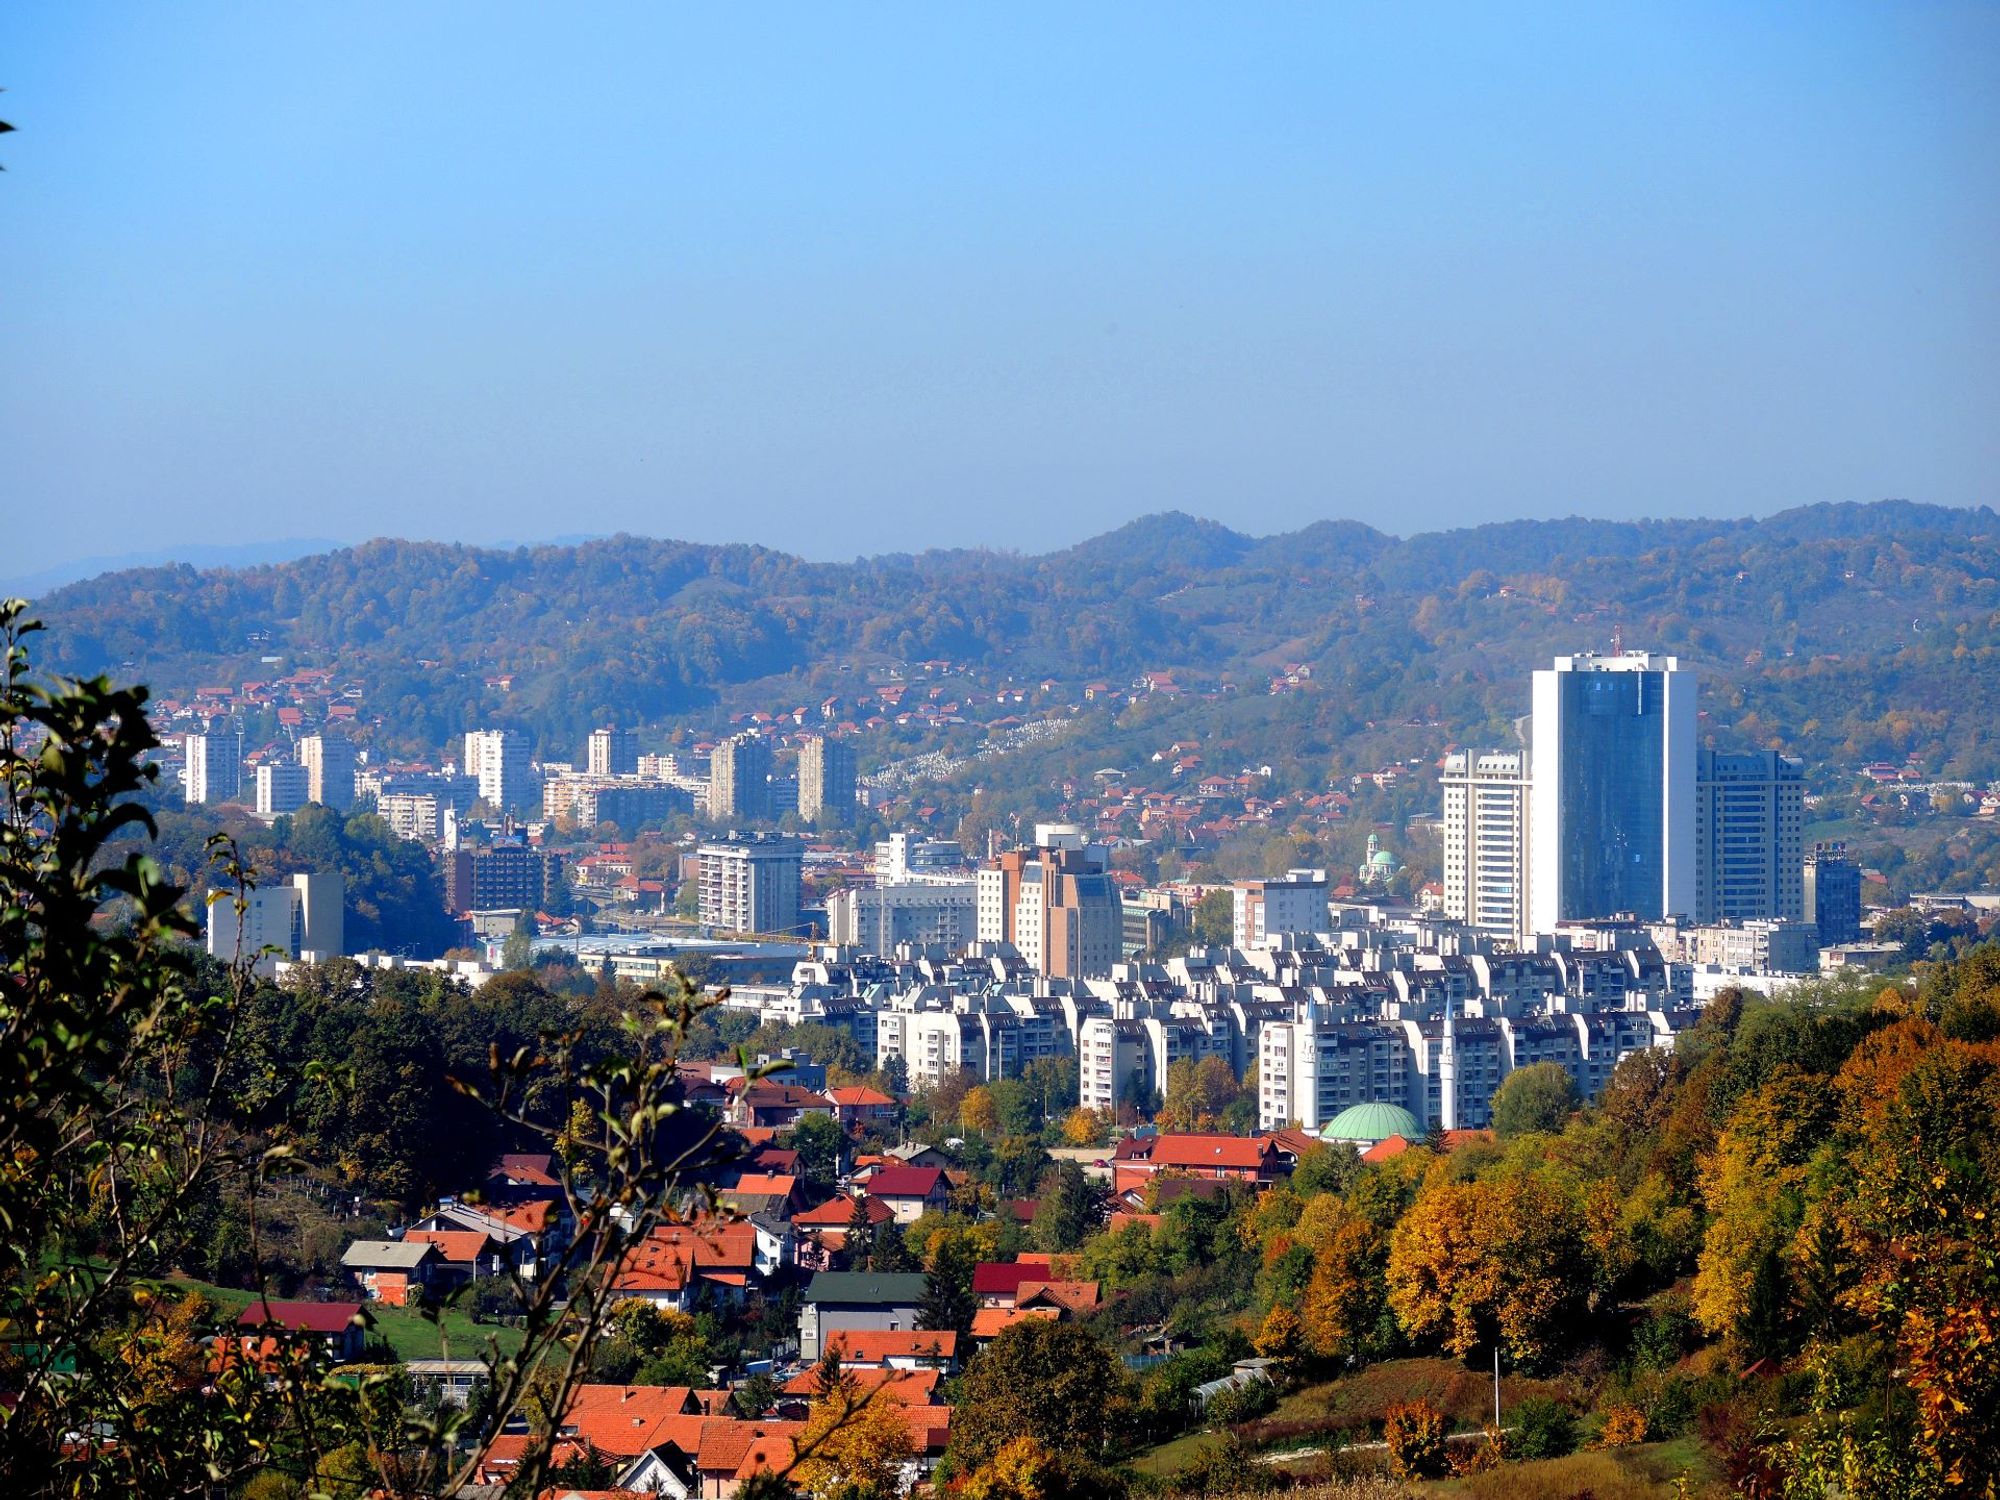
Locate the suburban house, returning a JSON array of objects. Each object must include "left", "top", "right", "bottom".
[
  {"left": 484, "top": 1151, "right": 563, "bottom": 1203},
  {"left": 341, "top": 1239, "right": 438, "bottom": 1304},
  {"left": 475, "top": 1383, "right": 705, "bottom": 1490},
  {"left": 862, "top": 1166, "right": 951, "bottom": 1224},
  {"left": 237, "top": 1300, "right": 368, "bottom": 1363},
  {"left": 409, "top": 1198, "right": 565, "bottom": 1279},
  {"left": 818, "top": 1328, "right": 958, "bottom": 1371},
  {"left": 403, "top": 1227, "right": 497, "bottom": 1284},
  {"left": 826, "top": 1084, "right": 898, "bottom": 1133},
  {"left": 726, "top": 1081, "right": 836, "bottom": 1131},
  {"left": 793, "top": 1194, "right": 895, "bottom": 1270},
  {"left": 610, "top": 1220, "right": 759, "bottom": 1312},
  {"left": 718, "top": 1172, "right": 800, "bottom": 1221},
  {"left": 1109, "top": 1132, "right": 1289, "bottom": 1194},
  {"left": 797, "top": 1271, "right": 927, "bottom": 1361}
]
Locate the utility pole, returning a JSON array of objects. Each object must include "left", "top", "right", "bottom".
[{"left": 1493, "top": 1347, "right": 1501, "bottom": 1429}]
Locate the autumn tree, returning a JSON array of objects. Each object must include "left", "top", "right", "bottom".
[
  {"left": 792, "top": 1382, "right": 915, "bottom": 1499},
  {"left": 1383, "top": 1399, "right": 1450, "bottom": 1480},
  {"left": 947, "top": 1321, "right": 1121, "bottom": 1473},
  {"left": 1159, "top": 1056, "right": 1244, "bottom": 1133}
]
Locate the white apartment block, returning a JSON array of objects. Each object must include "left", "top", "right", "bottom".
[
  {"left": 379, "top": 792, "right": 442, "bottom": 841},
  {"left": 826, "top": 881, "right": 978, "bottom": 956},
  {"left": 206, "top": 871, "right": 344, "bottom": 975},
  {"left": 697, "top": 834, "right": 803, "bottom": 936},
  {"left": 184, "top": 730, "right": 240, "bottom": 806},
  {"left": 587, "top": 726, "right": 639, "bottom": 778},
  {"left": 255, "top": 760, "right": 311, "bottom": 821},
  {"left": 1232, "top": 869, "right": 1328, "bottom": 949},
  {"left": 1441, "top": 750, "right": 1531, "bottom": 938},
  {"left": 463, "top": 729, "right": 532, "bottom": 814},
  {"left": 298, "top": 733, "right": 357, "bottom": 811}
]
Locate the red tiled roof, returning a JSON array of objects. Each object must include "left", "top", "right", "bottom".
[
  {"left": 827, "top": 1086, "right": 895, "bottom": 1107},
  {"left": 406, "top": 1229, "right": 492, "bottom": 1265},
  {"left": 821, "top": 1329, "right": 957, "bottom": 1364},
  {"left": 793, "top": 1195, "right": 893, "bottom": 1230},
  {"left": 1139, "top": 1134, "right": 1280, "bottom": 1170},
  {"left": 971, "top": 1261, "right": 1040, "bottom": 1296},
  {"left": 865, "top": 1166, "right": 945, "bottom": 1199},
  {"left": 238, "top": 1300, "right": 362, "bottom": 1335}
]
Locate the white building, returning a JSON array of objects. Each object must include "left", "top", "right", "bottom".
[
  {"left": 463, "top": 729, "right": 532, "bottom": 815},
  {"left": 1232, "top": 869, "right": 1328, "bottom": 949},
  {"left": 206, "top": 871, "right": 344, "bottom": 974},
  {"left": 1530, "top": 652, "right": 1696, "bottom": 932},
  {"left": 184, "top": 730, "right": 240, "bottom": 806},
  {"left": 698, "top": 833, "right": 803, "bottom": 936},
  {"left": 379, "top": 792, "right": 442, "bottom": 841},
  {"left": 298, "top": 733, "right": 357, "bottom": 811},
  {"left": 826, "top": 881, "right": 978, "bottom": 956},
  {"left": 255, "top": 760, "right": 311, "bottom": 821},
  {"left": 1441, "top": 749, "right": 1531, "bottom": 938},
  {"left": 587, "top": 726, "right": 639, "bottom": 778}
]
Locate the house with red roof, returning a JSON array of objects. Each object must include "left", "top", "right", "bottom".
[
  {"left": 826, "top": 1085, "right": 899, "bottom": 1133},
  {"left": 237, "top": 1299, "right": 367, "bottom": 1363},
  {"left": 1110, "top": 1133, "right": 1287, "bottom": 1195},
  {"left": 792, "top": 1194, "right": 895, "bottom": 1270},
  {"left": 610, "top": 1220, "right": 760, "bottom": 1313},
  {"left": 726, "top": 1081, "right": 837, "bottom": 1131},
  {"left": 863, "top": 1166, "right": 950, "bottom": 1224}
]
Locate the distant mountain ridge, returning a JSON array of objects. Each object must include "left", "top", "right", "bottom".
[{"left": 30, "top": 499, "right": 2000, "bottom": 781}]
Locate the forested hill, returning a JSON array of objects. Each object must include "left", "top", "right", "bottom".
[{"left": 29, "top": 500, "right": 2000, "bottom": 778}]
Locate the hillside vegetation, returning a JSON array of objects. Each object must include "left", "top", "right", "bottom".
[{"left": 32, "top": 501, "right": 2000, "bottom": 781}]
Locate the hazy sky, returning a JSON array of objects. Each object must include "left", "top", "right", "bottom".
[{"left": 4, "top": 4, "right": 1996, "bottom": 573}]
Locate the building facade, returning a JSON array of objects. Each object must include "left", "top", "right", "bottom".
[
  {"left": 698, "top": 833, "right": 803, "bottom": 936},
  {"left": 463, "top": 729, "right": 532, "bottom": 815},
  {"left": 826, "top": 881, "right": 978, "bottom": 956},
  {"left": 586, "top": 726, "right": 640, "bottom": 778},
  {"left": 1696, "top": 750, "right": 1804, "bottom": 924},
  {"left": 299, "top": 733, "right": 357, "bottom": 812},
  {"left": 184, "top": 729, "right": 241, "bottom": 806},
  {"left": 707, "top": 736, "right": 773, "bottom": 823},
  {"left": 255, "top": 760, "right": 311, "bottom": 821},
  {"left": 798, "top": 736, "right": 856, "bottom": 827},
  {"left": 1803, "top": 842, "right": 1864, "bottom": 945},
  {"left": 1530, "top": 652, "right": 1696, "bottom": 930},
  {"left": 1440, "top": 749, "right": 1531, "bottom": 937},
  {"left": 1232, "top": 870, "right": 1328, "bottom": 949}
]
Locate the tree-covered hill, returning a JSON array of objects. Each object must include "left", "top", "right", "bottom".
[{"left": 28, "top": 499, "right": 2000, "bottom": 779}]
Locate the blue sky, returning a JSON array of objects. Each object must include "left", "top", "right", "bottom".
[{"left": 3, "top": 3, "right": 1995, "bottom": 573}]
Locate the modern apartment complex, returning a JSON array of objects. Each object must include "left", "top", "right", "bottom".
[
  {"left": 299, "top": 732, "right": 357, "bottom": 812},
  {"left": 1232, "top": 869, "right": 1329, "bottom": 949},
  {"left": 707, "top": 735, "right": 773, "bottom": 823},
  {"left": 1695, "top": 749, "right": 1804, "bottom": 924},
  {"left": 1803, "top": 842, "right": 1864, "bottom": 944},
  {"left": 698, "top": 833, "right": 804, "bottom": 936},
  {"left": 977, "top": 825, "right": 1121, "bottom": 979},
  {"left": 184, "top": 729, "right": 241, "bottom": 806},
  {"left": 255, "top": 760, "right": 311, "bottom": 821},
  {"left": 586, "top": 726, "right": 640, "bottom": 778},
  {"left": 463, "top": 729, "right": 532, "bottom": 815},
  {"left": 1439, "top": 749, "right": 1532, "bottom": 937},
  {"left": 797, "top": 735, "right": 856, "bottom": 826}
]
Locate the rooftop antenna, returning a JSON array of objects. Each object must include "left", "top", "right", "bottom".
[{"left": 1610, "top": 622, "right": 1624, "bottom": 655}]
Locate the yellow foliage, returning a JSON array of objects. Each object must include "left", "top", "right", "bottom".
[
  {"left": 792, "top": 1386, "right": 916, "bottom": 1497},
  {"left": 1597, "top": 1403, "right": 1648, "bottom": 1447}
]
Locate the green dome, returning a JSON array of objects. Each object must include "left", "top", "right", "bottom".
[{"left": 1321, "top": 1101, "right": 1422, "bottom": 1145}]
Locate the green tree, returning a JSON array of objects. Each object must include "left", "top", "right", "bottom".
[
  {"left": 1190, "top": 889, "right": 1234, "bottom": 947},
  {"left": 947, "top": 1321, "right": 1122, "bottom": 1473},
  {"left": 1490, "top": 1062, "right": 1580, "bottom": 1138},
  {"left": 919, "top": 1229, "right": 978, "bottom": 1336},
  {"left": 786, "top": 1111, "right": 846, "bottom": 1193},
  {"left": 1031, "top": 1162, "right": 1095, "bottom": 1253}
]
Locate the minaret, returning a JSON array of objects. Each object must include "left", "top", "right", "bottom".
[{"left": 1438, "top": 992, "right": 1459, "bottom": 1132}]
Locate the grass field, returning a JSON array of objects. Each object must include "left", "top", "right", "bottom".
[
  {"left": 156, "top": 1274, "right": 525, "bottom": 1362},
  {"left": 1419, "top": 1436, "right": 1718, "bottom": 1498}
]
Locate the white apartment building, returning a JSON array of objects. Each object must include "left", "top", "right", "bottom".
[
  {"left": 463, "top": 729, "right": 532, "bottom": 815},
  {"left": 255, "top": 760, "right": 311, "bottom": 821},
  {"left": 1078, "top": 1017, "right": 1152, "bottom": 1115},
  {"left": 587, "top": 726, "right": 639, "bottom": 778},
  {"left": 298, "top": 732, "right": 357, "bottom": 811},
  {"left": 379, "top": 792, "right": 442, "bottom": 841},
  {"left": 184, "top": 730, "right": 240, "bottom": 806},
  {"left": 1441, "top": 749, "right": 1531, "bottom": 938},
  {"left": 1232, "top": 869, "right": 1328, "bottom": 949},
  {"left": 206, "top": 871, "right": 344, "bottom": 974},
  {"left": 826, "top": 881, "right": 978, "bottom": 956},
  {"left": 1257, "top": 1016, "right": 1411, "bottom": 1132},
  {"left": 697, "top": 833, "right": 803, "bottom": 936}
]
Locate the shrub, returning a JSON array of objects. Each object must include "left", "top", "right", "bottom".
[
  {"left": 1207, "top": 1379, "right": 1279, "bottom": 1427},
  {"left": 1509, "top": 1396, "right": 1578, "bottom": 1460},
  {"left": 1383, "top": 1399, "right": 1450, "bottom": 1480},
  {"left": 1595, "top": 1403, "right": 1647, "bottom": 1448}
]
